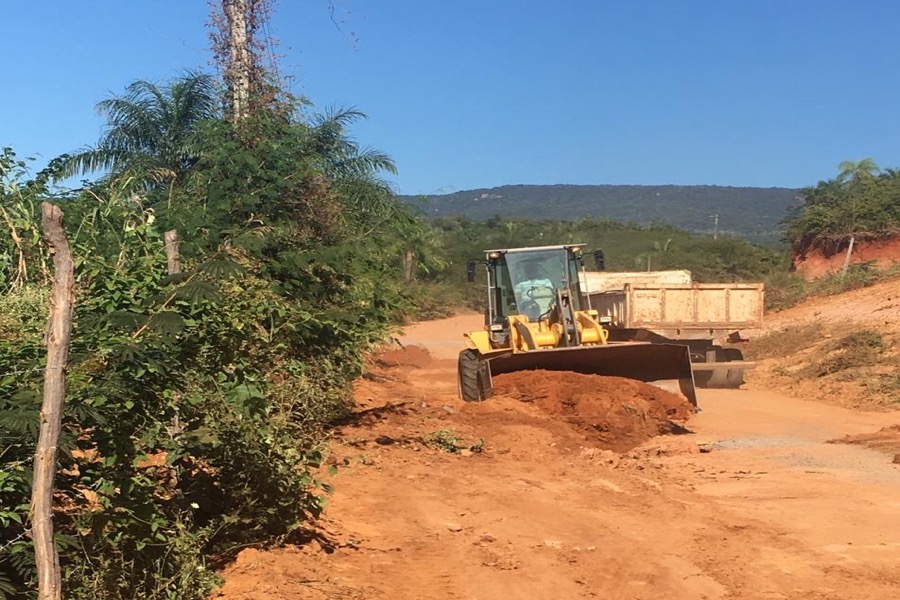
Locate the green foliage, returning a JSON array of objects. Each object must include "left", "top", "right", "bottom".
[
  {"left": 808, "top": 262, "right": 878, "bottom": 294},
  {"left": 402, "top": 282, "right": 465, "bottom": 322},
  {"left": 427, "top": 429, "right": 463, "bottom": 453},
  {"left": 745, "top": 322, "right": 824, "bottom": 361},
  {"left": 426, "top": 429, "right": 482, "bottom": 454},
  {"left": 752, "top": 324, "right": 891, "bottom": 386},
  {"left": 758, "top": 269, "right": 808, "bottom": 311},
  {"left": 0, "top": 196, "right": 346, "bottom": 598},
  {"left": 1, "top": 89, "right": 420, "bottom": 597},
  {"left": 54, "top": 73, "right": 221, "bottom": 190},
  {"left": 423, "top": 216, "right": 789, "bottom": 313},
  {"left": 785, "top": 159, "right": 900, "bottom": 255},
  {"left": 0, "top": 285, "right": 48, "bottom": 343},
  {"left": 0, "top": 148, "right": 51, "bottom": 291}
]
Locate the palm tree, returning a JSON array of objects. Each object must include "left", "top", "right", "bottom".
[
  {"left": 55, "top": 72, "right": 221, "bottom": 188},
  {"left": 834, "top": 159, "right": 880, "bottom": 275},
  {"left": 305, "top": 107, "right": 399, "bottom": 233},
  {"left": 837, "top": 158, "right": 880, "bottom": 183},
  {"left": 306, "top": 107, "right": 397, "bottom": 180}
]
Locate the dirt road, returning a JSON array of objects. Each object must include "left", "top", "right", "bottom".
[{"left": 216, "top": 314, "right": 900, "bottom": 600}]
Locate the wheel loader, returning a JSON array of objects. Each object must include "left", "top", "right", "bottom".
[{"left": 458, "top": 244, "right": 698, "bottom": 405}]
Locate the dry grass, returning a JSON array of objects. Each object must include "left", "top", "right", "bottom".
[
  {"left": 744, "top": 322, "right": 824, "bottom": 361},
  {"left": 748, "top": 322, "right": 900, "bottom": 407}
]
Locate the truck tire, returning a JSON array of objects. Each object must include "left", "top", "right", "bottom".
[
  {"left": 705, "top": 347, "right": 745, "bottom": 388},
  {"left": 723, "top": 348, "right": 745, "bottom": 388},
  {"left": 458, "top": 349, "right": 491, "bottom": 402},
  {"left": 693, "top": 370, "right": 713, "bottom": 388}
]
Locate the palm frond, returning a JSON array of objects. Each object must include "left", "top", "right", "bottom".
[{"left": 52, "top": 73, "right": 221, "bottom": 185}]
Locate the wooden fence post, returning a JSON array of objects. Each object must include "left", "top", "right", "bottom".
[
  {"left": 164, "top": 229, "right": 182, "bottom": 275},
  {"left": 403, "top": 249, "right": 416, "bottom": 284},
  {"left": 31, "top": 202, "right": 75, "bottom": 600}
]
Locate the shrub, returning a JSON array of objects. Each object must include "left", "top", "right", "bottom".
[
  {"left": 799, "top": 329, "right": 886, "bottom": 378},
  {"left": 744, "top": 323, "right": 824, "bottom": 361}
]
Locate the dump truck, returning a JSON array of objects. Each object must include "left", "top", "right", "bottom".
[
  {"left": 582, "top": 271, "right": 764, "bottom": 388},
  {"left": 458, "top": 244, "right": 698, "bottom": 405}
]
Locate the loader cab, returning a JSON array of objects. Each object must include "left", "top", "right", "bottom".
[{"left": 484, "top": 245, "right": 588, "bottom": 332}]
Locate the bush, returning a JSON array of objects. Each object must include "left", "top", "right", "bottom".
[
  {"left": 0, "top": 201, "right": 355, "bottom": 598},
  {"left": 745, "top": 322, "right": 824, "bottom": 361},
  {"left": 1, "top": 106, "right": 418, "bottom": 597},
  {"left": 798, "top": 329, "right": 886, "bottom": 378}
]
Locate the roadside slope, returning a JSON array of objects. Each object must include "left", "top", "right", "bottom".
[
  {"left": 765, "top": 276, "right": 900, "bottom": 330},
  {"left": 748, "top": 275, "right": 900, "bottom": 409}
]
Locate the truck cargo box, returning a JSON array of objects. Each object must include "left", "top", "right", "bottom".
[
  {"left": 580, "top": 270, "right": 692, "bottom": 293},
  {"left": 588, "top": 283, "right": 765, "bottom": 338}
]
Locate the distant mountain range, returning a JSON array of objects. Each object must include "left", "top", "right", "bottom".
[{"left": 401, "top": 184, "right": 800, "bottom": 245}]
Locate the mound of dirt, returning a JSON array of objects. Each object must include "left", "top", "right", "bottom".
[
  {"left": 829, "top": 425, "right": 900, "bottom": 461},
  {"left": 374, "top": 344, "right": 434, "bottom": 368},
  {"left": 492, "top": 370, "right": 695, "bottom": 452}
]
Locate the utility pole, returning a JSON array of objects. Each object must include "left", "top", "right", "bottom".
[{"left": 709, "top": 213, "right": 719, "bottom": 240}]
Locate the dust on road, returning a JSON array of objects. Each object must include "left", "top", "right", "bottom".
[{"left": 215, "top": 314, "right": 900, "bottom": 600}]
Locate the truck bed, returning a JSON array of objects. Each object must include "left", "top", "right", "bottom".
[{"left": 588, "top": 283, "right": 765, "bottom": 336}]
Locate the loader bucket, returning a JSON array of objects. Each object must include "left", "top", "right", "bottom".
[{"left": 486, "top": 343, "right": 698, "bottom": 406}]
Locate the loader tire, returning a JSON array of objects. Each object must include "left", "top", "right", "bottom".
[{"left": 458, "top": 349, "right": 491, "bottom": 402}]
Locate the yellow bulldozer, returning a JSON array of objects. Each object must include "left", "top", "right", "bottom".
[{"left": 458, "top": 244, "right": 698, "bottom": 405}]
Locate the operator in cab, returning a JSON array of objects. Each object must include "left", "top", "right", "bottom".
[
  {"left": 515, "top": 263, "right": 553, "bottom": 295},
  {"left": 514, "top": 263, "right": 555, "bottom": 319}
]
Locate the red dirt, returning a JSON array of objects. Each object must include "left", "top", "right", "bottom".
[
  {"left": 829, "top": 424, "right": 900, "bottom": 459},
  {"left": 215, "top": 314, "right": 900, "bottom": 600},
  {"left": 762, "top": 275, "right": 900, "bottom": 331},
  {"left": 373, "top": 343, "right": 434, "bottom": 368},
  {"left": 793, "top": 235, "right": 900, "bottom": 279},
  {"left": 493, "top": 371, "right": 694, "bottom": 452}
]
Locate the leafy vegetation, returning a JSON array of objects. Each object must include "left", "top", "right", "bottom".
[
  {"left": 744, "top": 323, "right": 825, "bottom": 361},
  {"left": 801, "top": 329, "right": 887, "bottom": 378},
  {"left": 0, "top": 71, "right": 428, "bottom": 597},
  {"left": 426, "top": 429, "right": 483, "bottom": 454},
  {"left": 785, "top": 159, "right": 900, "bottom": 257},
  {"left": 748, "top": 320, "right": 900, "bottom": 405},
  {"left": 55, "top": 73, "right": 221, "bottom": 190},
  {"left": 750, "top": 324, "right": 889, "bottom": 379}
]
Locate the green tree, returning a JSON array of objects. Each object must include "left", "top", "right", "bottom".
[
  {"left": 784, "top": 159, "right": 896, "bottom": 274},
  {"left": 837, "top": 157, "right": 880, "bottom": 183},
  {"left": 55, "top": 73, "right": 221, "bottom": 189}
]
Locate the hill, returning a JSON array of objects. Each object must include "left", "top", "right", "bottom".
[{"left": 402, "top": 184, "right": 799, "bottom": 245}]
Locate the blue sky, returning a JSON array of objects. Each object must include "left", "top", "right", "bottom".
[{"left": 3, "top": 1, "right": 900, "bottom": 195}]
